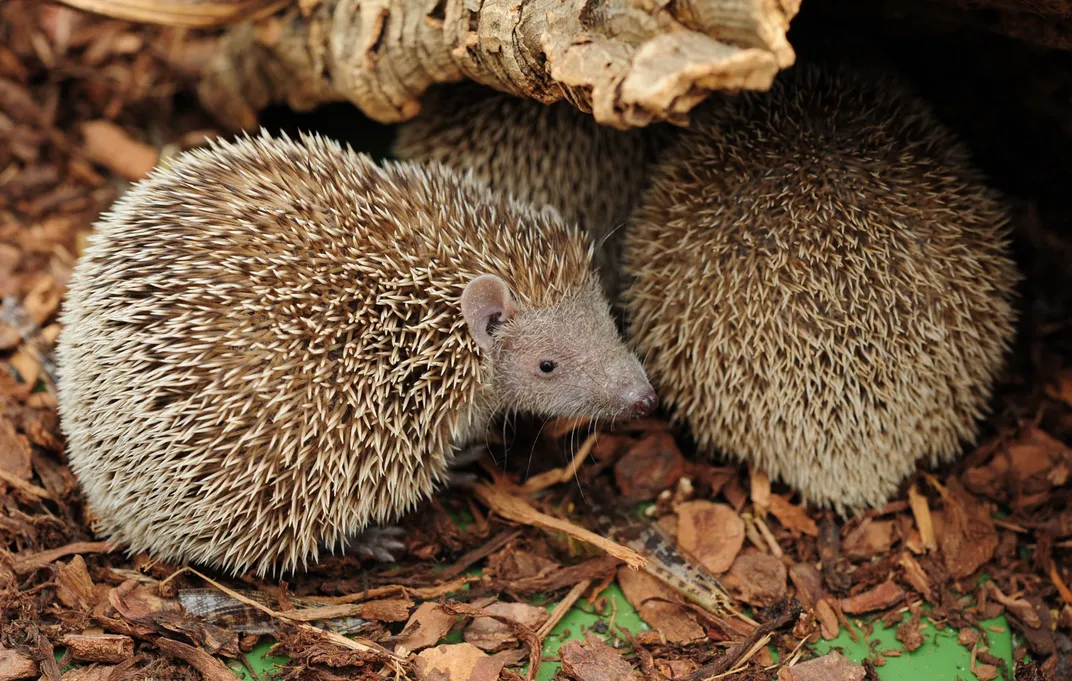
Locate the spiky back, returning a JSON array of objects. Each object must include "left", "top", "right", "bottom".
[
  {"left": 621, "top": 61, "right": 1019, "bottom": 512},
  {"left": 57, "top": 132, "right": 593, "bottom": 575},
  {"left": 393, "top": 83, "right": 663, "bottom": 297}
]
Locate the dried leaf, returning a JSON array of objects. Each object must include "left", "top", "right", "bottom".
[
  {"left": 895, "top": 613, "right": 923, "bottom": 652},
  {"left": 414, "top": 642, "right": 506, "bottom": 681},
  {"left": 394, "top": 602, "right": 456, "bottom": 653},
  {"left": 721, "top": 551, "right": 787, "bottom": 608},
  {"left": 675, "top": 501, "right": 744, "bottom": 574},
  {"left": 613, "top": 432, "right": 688, "bottom": 502},
  {"left": 559, "top": 632, "right": 641, "bottom": 681},
  {"left": 616, "top": 567, "right": 704, "bottom": 643},
  {"left": 463, "top": 602, "right": 547, "bottom": 652}
]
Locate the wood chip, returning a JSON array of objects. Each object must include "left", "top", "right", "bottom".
[
  {"left": 815, "top": 599, "right": 840, "bottom": 640},
  {"left": 842, "top": 519, "right": 895, "bottom": 559},
  {"left": 0, "top": 417, "right": 32, "bottom": 480},
  {"left": 79, "top": 120, "right": 158, "bottom": 181},
  {"left": 908, "top": 483, "right": 937, "bottom": 552},
  {"left": 839, "top": 581, "right": 905, "bottom": 615},
  {"left": 62, "top": 635, "right": 133, "bottom": 664},
  {"left": 0, "top": 648, "right": 38, "bottom": 681},
  {"left": 56, "top": 556, "right": 96, "bottom": 611},
  {"left": 154, "top": 638, "right": 234, "bottom": 681}
]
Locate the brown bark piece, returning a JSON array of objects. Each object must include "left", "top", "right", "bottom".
[
  {"left": 676, "top": 500, "right": 745, "bottom": 574},
  {"left": 815, "top": 599, "right": 840, "bottom": 640},
  {"left": 768, "top": 494, "right": 819, "bottom": 537},
  {"left": 722, "top": 551, "right": 787, "bottom": 607},
  {"left": 0, "top": 418, "right": 31, "bottom": 480},
  {"left": 56, "top": 556, "right": 97, "bottom": 612},
  {"left": 79, "top": 120, "right": 159, "bottom": 181},
  {"left": 60, "top": 666, "right": 117, "bottom": 681},
  {"left": 963, "top": 425, "right": 1072, "bottom": 503},
  {"left": 351, "top": 598, "right": 413, "bottom": 622},
  {"left": 192, "top": 0, "right": 799, "bottom": 132},
  {"left": 415, "top": 643, "right": 506, "bottom": 681},
  {"left": 789, "top": 562, "right": 825, "bottom": 609},
  {"left": 63, "top": 635, "right": 134, "bottom": 664},
  {"left": 463, "top": 602, "right": 548, "bottom": 652},
  {"left": 839, "top": 581, "right": 905, "bottom": 615},
  {"left": 395, "top": 602, "right": 457, "bottom": 653},
  {"left": 842, "top": 519, "right": 895, "bottom": 559},
  {"left": 0, "top": 649, "right": 38, "bottom": 681},
  {"left": 613, "top": 432, "right": 688, "bottom": 502},
  {"left": 777, "top": 652, "right": 865, "bottom": 681},
  {"left": 939, "top": 480, "right": 998, "bottom": 579},
  {"left": 559, "top": 633, "right": 641, "bottom": 681},
  {"left": 154, "top": 639, "right": 235, "bottom": 681},
  {"left": 13, "top": 541, "right": 114, "bottom": 574}
]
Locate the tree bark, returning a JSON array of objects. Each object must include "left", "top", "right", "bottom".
[{"left": 196, "top": 0, "right": 801, "bottom": 130}]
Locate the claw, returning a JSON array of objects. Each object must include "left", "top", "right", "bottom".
[
  {"left": 452, "top": 444, "right": 486, "bottom": 468},
  {"left": 343, "top": 525, "right": 407, "bottom": 563}
]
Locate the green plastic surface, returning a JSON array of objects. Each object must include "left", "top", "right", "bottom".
[{"left": 232, "top": 584, "right": 1015, "bottom": 680}]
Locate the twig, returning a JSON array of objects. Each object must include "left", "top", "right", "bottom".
[
  {"left": 0, "top": 469, "right": 52, "bottom": 501},
  {"left": 679, "top": 601, "right": 801, "bottom": 681},
  {"left": 754, "top": 516, "right": 783, "bottom": 558},
  {"left": 187, "top": 569, "right": 406, "bottom": 666},
  {"left": 537, "top": 580, "right": 590, "bottom": 639},
  {"left": 13, "top": 541, "right": 115, "bottom": 574},
  {"left": 471, "top": 482, "right": 645, "bottom": 569},
  {"left": 522, "top": 433, "right": 598, "bottom": 493},
  {"left": 438, "top": 529, "right": 523, "bottom": 580},
  {"left": 1048, "top": 562, "right": 1072, "bottom": 605}
]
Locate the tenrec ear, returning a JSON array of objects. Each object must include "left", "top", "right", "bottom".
[{"left": 461, "top": 274, "right": 516, "bottom": 350}]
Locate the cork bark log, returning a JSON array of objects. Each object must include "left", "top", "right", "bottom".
[{"left": 193, "top": 0, "right": 801, "bottom": 130}]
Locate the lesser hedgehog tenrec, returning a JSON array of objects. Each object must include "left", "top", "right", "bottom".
[
  {"left": 57, "top": 132, "right": 657, "bottom": 576},
  {"left": 621, "top": 61, "right": 1019, "bottom": 512},
  {"left": 392, "top": 83, "right": 665, "bottom": 299}
]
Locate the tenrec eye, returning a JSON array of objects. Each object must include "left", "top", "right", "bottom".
[{"left": 539, "top": 360, "right": 556, "bottom": 374}]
